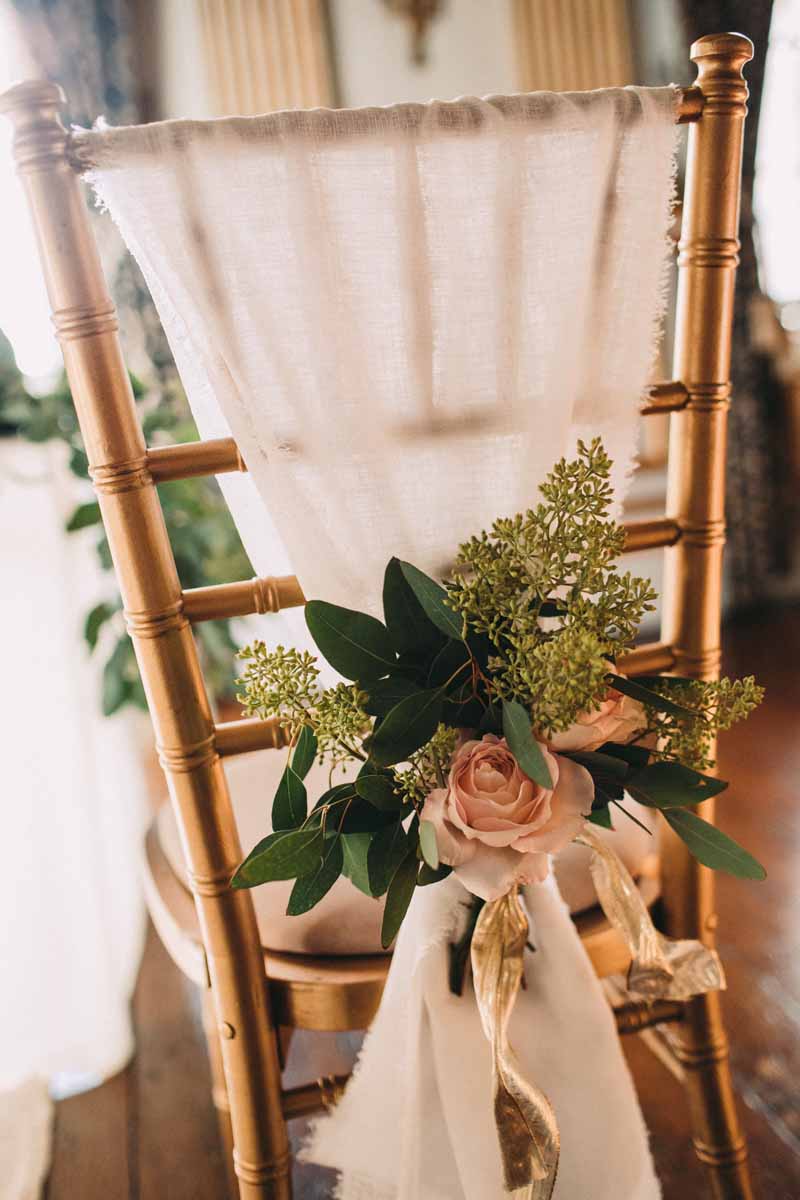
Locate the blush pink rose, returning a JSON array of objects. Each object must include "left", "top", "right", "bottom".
[
  {"left": 549, "top": 679, "right": 647, "bottom": 754},
  {"left": 420, "top": 734, "right": 592, "bottom": 901}
]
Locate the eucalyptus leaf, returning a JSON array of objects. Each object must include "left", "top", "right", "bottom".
[
  {"left": 587, "top": 805, "right": 614, "bottom": 829},
  {"left": 355, "top": 773, "right": 401, "bottom": 812},
  {"left": 627, "top": 760, "right": 728, "bottom": 809},
  {"left": 383, "top": 557, "right": 444, "bottom": 653},
  {"left": 610, "top": 797, "right": 652, "bottom": 834},
  {"left": 501, "top": 699, "right": 553, "bottom": 789},
  {"left": 232, "top": 828, "right": 323, "bottom": 888},
  {"left": 419, "top": 820, "right": 440, "bottom": 870},
  {"left": 565, "top": 749, "right": 629, "bottom": 781},
  {"left": 339, "top": 795, "right": 398, "bottom": 834},
  {"left": 305, "top": 599, "right": 396, "bottom": 681},
  {"left": 363, "top": 675, "right": 419, "bottom": 718},
  {"left": 397, "top": 561, "right": 463, "bottom": 641},
  {"left": 287, "top": 835, "right": 343, "bottom": 915},
  {"left": 369, "top": 687, "right": 445, "bottom": 767},
  {"left": 381, "top": 853, "right": 419, "bottom": 948},
  {"left": 418, "top": 862, "right": 454, "bottom": 886},
  {"left": 427, "top": 639, "right": 471, "bottom": 688},
  {"left": 599, "top": 741, "right": 651, "bottom": 769},
  {"left": 291, "top": 725, "right": 318, "bottom": 779},
  {"left": 478, "top": 705, "right": 503, "bottom": 736},
  {"left": 272, "top": 763, "right": 307, "bottom": 831},
  {"left": 341, "top": 833, "right": 375, "bottom": 896},
  {"left": 664, "top": 809, "right": 766, "bottom": 880},
  {"left": 606, "top": 673, "right": 699, "bottom": 720},
  {"left": 367, "top": 822, "right": 409, "bottom": 896}
]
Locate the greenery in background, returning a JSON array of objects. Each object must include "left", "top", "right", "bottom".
[{"left": 0, "top": 330, "right": 252, "bottom": 715}]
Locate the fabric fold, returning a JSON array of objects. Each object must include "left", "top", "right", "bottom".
[{"left": 302, "top": 874, "right": 661, "bottom": 1200}]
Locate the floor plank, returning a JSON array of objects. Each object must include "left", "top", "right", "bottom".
[
  {"left": 45, "top": 1067, "right": 132, "bottom": 1199},
  {"left": 45, "top": 606, "right": 800, "bottom": 1197}
]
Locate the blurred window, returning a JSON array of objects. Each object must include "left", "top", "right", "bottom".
[
  {"left": 754, "top": 0, "right": 800, "bottom": 308},
  {"left": 0, "top": 4, "right": 62, "bottom": 379}
]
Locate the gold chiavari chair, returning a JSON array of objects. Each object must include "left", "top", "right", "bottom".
[{"left": 1, "top": 31, "right": 754, "bottom": 1200}]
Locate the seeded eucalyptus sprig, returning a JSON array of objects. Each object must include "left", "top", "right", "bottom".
[
  {"left": 632, "top": 674, "right": 764, "bottom": 771},
  {"left": 448, "top": 439, "right": 657, "bottom": 731}
]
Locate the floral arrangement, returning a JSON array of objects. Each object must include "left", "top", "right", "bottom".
[{"left": 232, "top": 440, "right": 765, "bottom": 954}]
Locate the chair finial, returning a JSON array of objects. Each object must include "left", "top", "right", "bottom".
[
  {"left": 0, "top": 79, "right": 69, "bottom": 172},
  {"left": 690, "top": 32, "right": 754, "bottom": 66},
  {"left": 690, "top": 33, "right": 753, "bottom": 117}
]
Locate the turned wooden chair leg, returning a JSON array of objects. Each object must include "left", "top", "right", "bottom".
[
  {"left": 202, "top": 988, "right": 239, "bottom": 1199},
  {"left": 672, "top": 991, "right": 753, "bottom": 1200}
]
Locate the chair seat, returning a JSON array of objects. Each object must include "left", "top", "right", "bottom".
[{"left": 146, "top": 749, "right": 660, "bottom": 1029}]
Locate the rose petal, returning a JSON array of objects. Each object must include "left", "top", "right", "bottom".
[
  {"left": 420, "top": 788, "right": 476, "bottom": 868},
  {"left": 511, "top": 757, "right": 592, "bottom": 854},
  {"left": 454, "top": 845, "right": 550, "bottom": 902}
]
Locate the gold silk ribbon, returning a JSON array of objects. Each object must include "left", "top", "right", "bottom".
[
  {"left": 471, "top": 888, "right": 560, "bottom": 1199},
  {"left": 576, "top": 824, "right": 725, "bottom": 1000},
  {"left": 469, "top": 829, "right": 724, "bottom": 1196}
]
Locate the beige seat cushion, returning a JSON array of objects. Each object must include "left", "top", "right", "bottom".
[{"left": 156, "top": 750, "right": 657, "bottom": 956}]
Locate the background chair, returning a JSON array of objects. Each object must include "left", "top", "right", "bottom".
[{"left": 0, "top": 30, "right": 753, "bottom": 1199}]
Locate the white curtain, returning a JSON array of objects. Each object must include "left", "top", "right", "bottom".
[
  {"left": 0, "top": 439, "right": 147, "bottom": 1091},
  {"left": 76, "top": 86, "right": 679, "bottom": 1198}
]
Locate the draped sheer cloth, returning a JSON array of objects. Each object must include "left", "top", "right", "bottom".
[
  {"left": 75, "top": 85, "right": 677, "bottom": 613},
  {"left": 75, "top": 84, "right": 679, "bottom": 1198}
]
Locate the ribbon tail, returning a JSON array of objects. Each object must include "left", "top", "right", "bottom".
[
  {"left": 471, "top": 889, "right": 560, "bottom": 1197},
  {"left": 576, "top": 823, "right": 725, "bottom": 1000}
]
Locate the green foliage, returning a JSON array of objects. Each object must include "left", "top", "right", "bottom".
[
  {"left": 236, "top": 642, "right": 370, "bottom": 766},
  {"left": 634, "top": 674, "right": 764, "bottom": 771},
  {"left": 663, "top": 809, "right": 766, "bottom": 880},
  {"left": 449, "top": 438, "right": 656, "bottom": 731},
  {"left": 397, "top": 560, "right": 464, "bottom": 641},
  {"left": 502, "top": 698, "right": 554, "bottom": 788},
  {"left": 287, "top": 835, "right": 343, "bottom": 914},
  {"left": 231, "top": 828, "right": 324, "bottom": 888},
  {"left": 381, "top": 853, "right": 419, "bottom": 948},
  {"left": 305, "top": 600, "right": 397, "bottom": 681},
  {"left": 369, "top": 686, "right": 445, "bottom": 766},
  {"left": 0, "top": 352, "right": 251, "bottom": 715}
]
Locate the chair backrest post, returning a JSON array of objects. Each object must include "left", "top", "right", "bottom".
[
  {"left": 0, "top": 81, "right": 291, "bottom": 1197},
  {"left": 661, "top": 33, "right": 753, "bottom": 943}
]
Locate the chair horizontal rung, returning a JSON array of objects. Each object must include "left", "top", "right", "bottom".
[
  {"left": 675, "top": 85, "right": 703, "bottom": 123},
  {"left": 281, "top": 1074, "right": 349, "bottom": 1120},
  {"left": 215, "top": 717, "right": 288, "bottom": 756},
  {"left": 618, "top": 641, "right": 676, "bottom": 675},
  {"left": 623, "top": 516, "right": 681, "bottom": 552},
  {"left": 640, "top": 381, "right": 690, "bottom": 415},
  {"left": 614, "top": 998, "right": 685, "bottom": 1035},
  {"left": 147, "top": 437, "right": 246, "bottom": 482},
  {"left": 184, "top": 575, "right": 306, "bottom": 621}
]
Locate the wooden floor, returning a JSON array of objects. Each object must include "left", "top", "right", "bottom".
[{"left": 45, "top": 607, "right": 800, "bottom": 1199}]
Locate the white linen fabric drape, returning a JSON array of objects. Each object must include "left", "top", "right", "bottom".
[
  {"left": 304, "top": 875, "right": 660, "bottom": 1200},
  {"left": 76, "top": 85, "right": 677, "bottom": 612},
  {"left": 75, "top": 85, "right": 679, "bottom": 1198}
]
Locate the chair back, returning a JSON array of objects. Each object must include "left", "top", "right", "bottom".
[{"left": 0, "top": 33, "right": 752, "bottom": 1198}]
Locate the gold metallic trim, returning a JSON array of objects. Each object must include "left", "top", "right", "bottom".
[
  {"left": 147, "top": 437, "right": 246, "bottom": 482},
  {"left": 623, "top": 517, "right": 681, "bottom": 552},
  {"left": 183, "top": 574, "right": 306, "bottom": 622},
  {"left": 215, "top": 717, "right": 289, "bottom": 756}
]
